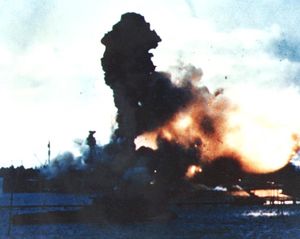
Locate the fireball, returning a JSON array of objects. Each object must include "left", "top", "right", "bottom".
[{"left": 135, "top": 85, "right": 300, "bottom": 174}]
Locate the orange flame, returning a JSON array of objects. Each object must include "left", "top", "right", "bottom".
[
  {"left": 135, "top": 86, "right": 300, "bottom": 174},
  {"left": 185, "top": 165, "right": 202, "bottom": 178}
]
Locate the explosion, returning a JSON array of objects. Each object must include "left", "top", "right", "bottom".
[
  {"left": 135, "top": 85, "right": 300, "bottom": 174},
  {"left": 33, "top": 12, "right": 300, "bottom": 224},
  {"left": 225, "top": 114, "right": 295, "bottom": 173},
  {"left": 102, "top": 12, "right": 300, "bottom": 187}
]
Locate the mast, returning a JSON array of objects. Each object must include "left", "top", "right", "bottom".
[
  {"left": 86, "top": 131, "right": 96, "bottom": 164},
  {"left": 47, "top": 141, "right": 51, "bottom": 165}
]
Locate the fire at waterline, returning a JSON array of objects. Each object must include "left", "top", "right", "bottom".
[{"left": 10, "top": 12, "right": 300, "bottom": 224}]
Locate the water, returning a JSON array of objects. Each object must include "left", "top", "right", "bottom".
[{"left": 1, "top": 193, "right": 300, "bottom": 239}]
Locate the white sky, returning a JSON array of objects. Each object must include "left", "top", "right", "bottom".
[{"left": 1, "top": 0, "right": 300, "bottom": 167}]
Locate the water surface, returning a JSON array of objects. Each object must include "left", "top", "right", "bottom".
[{"left": 1, "top": 193, "right": 300, "bottom": 239}]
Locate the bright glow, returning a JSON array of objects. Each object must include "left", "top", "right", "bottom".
[
  {"left": 175, "top": 115, "right": 193, "bottom": 130},
  {"left": 135, "top": 86, "right": 300, "bottom": 174},
  {"left": 185, "top": 165, "right": 202, "bottom": 178},
  {"left": 225, "top": 87, "right": 300, "bottom": 173},
  {"left": 230, "top": 190, "right": 250, "bottom": 197},
  {"left": 134, "top": 132, "right": 158, "bottom": 150},
  {"left": 250, "top": 189, "right": 284, "bottom": 198}
]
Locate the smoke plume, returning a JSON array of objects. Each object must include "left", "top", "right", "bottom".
[
  {"left": 102, "top": 13, "right": 300, "bottom": 177},
  {"left": 101, "top": 13, "right": 193, "bottom": 145},
  {"left": 41, "top": 13, "right": 300, "bottom": 220}
]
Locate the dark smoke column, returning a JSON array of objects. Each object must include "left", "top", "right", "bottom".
[{"left": 101, "top": 13, "right": 161, "bottom": 145}]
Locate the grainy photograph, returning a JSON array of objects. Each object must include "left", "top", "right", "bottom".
[{"left": 1, "top": 1, "right": 300, "bottom": 238}]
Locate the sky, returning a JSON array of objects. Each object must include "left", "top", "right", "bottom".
[{"left": 1, "top": 0, "right": 300, "bottom": 167}]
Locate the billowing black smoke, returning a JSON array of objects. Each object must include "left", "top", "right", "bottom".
[
  {"left": 101, "top": 13, "right": 192, "bottom": 145},
  {"left": 96, "top": 13, "right": 201, "bottom": 220},
  {"left": 40, "top": 12, "right": 242, "bottom": 222},
  {"left": 100, "top": 11, "right": 245, "bottom": 194}
]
